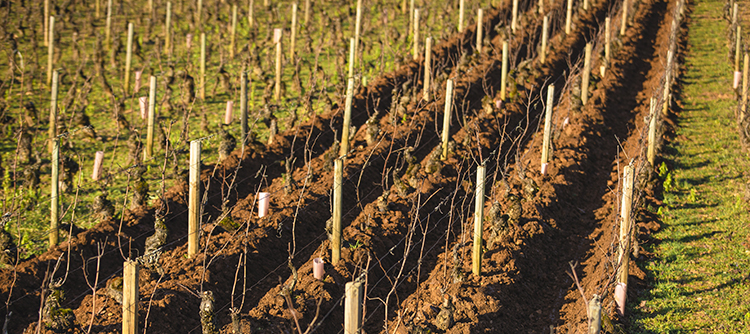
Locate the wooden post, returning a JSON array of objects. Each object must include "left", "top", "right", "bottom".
[
  {"left": 165, "top": 2, "right": 172, "bottom": 54},
  {"left": 332, "top": 158, "right": 343, "bottom": 265},
  {"left": 441, "top": 79, "right": 454, "bottom": 160},
  {"left": 124, "top": 22, "right": 134, "bottom": 95},
  {"left": 274, "top": 28, "right": 283, "bottom": 102},
  {"left": 541, "top": 85, "right": 554, "bottom": 173},
  {"left": 581, "top": 43, "right": 592, "bottom": 106},
  {"left": 538, "top": 0, "right": 544, "bottom": 14},
  {"left": 736, "top": 26, "right": 742, "bottom": 73},
  {"left": 197, "top": 0, "right": 203, "bottom": 26},
  {"left": 49, "top": 70, "right": 58, "bottom": 153},
  {"left": 423, "top": 37, "right": 432, "bottom": 101},
  {"left": 44, "top": 0, "right": 50, "bottom": 46},
  {"left": 344, "top": 281, "right": 364, "bottom": 334},
  {"left": 304, "top": 0, "right": 311, "bottom": 25},
  {"left": 340, "top": 78, "right": 355, "bottom": 157},
  {"left": 541, "top": 15, "right": 548, "bottom": 64},
  {"left": 615, "top": 164, "right": 634, "bottom": 316},
  {"left": 409, "top": 0, "right": 415, "bottom": 31},
  {"left": 188, "top": 141, "right": 201, "bottom": 258},
  {"left": 733, "top": 3, "right": 739, "bottom": 28},
  {"left": 476, "top": 9, "right": 483, "bottom": 53},
  {"left": 565, "top": 0, "right": 572, "bottom": 34},
  {"left": 583, "top": 0, "right": 589, "bottom": 11},
  {"left": 290, "top": 3, "right": 297, "bottom": 61},
  {"left": 92, "top": 151, "right": 105, "bottom": 181},
  {"left": 122, "top": 260, "right": 139, "bottom": 334},
  {"left": 241, "top": 70, "right": 248, "bottom": 142},
  {"left": 604, "top": 16, "right": 611, "bottom": 74},
  {"left": 662, "top": 50, "right": 672, "bottom": 116},
  {"left": 231, "top": 4, "right": 238, "bottom": 58},
  {"left": 354, "top": 0, "right": 362, "bottom": 62},
  {"left": 458, "top": 0, "right": 464, "bottom": 31},
  {"left": 647, "top": 98, "right": 657, "bottom": 167},
  {"left": 248, "top": 0, "right": 254, "bottom": 28},
  {"left": 620, "top": 0, "right": 628, "bottom": 36},
  {"left": 743, "top": 52, "right": 749, "bottom": 117},
  {"left": 501, "top": 41, "right": 509, "bottom": 101},
  {"left": 472, "top": 164, "right": 486, "bottom": 276},
  {"left": 106, "top": 0, "right": 113, "bottom": 48},
  {"left": 413, "top": 9, "right": 419, "bottom": 61},
  {"left": 46, "top": 16, "right": 54, "bottom": 86},
  {"left": 144, "top": 76, "right": 156, "bottom": 161},
  {"left": 200, "top": 33, "right": 206, "bottom": 100},
  {"left": 49, "top": 139, "right": 59, "bottom": 249},
  {"left": 348, "top": 38, "right": 355, "bottom": 79},
  {"left": 511, "top": 0, "right": 518, "bottom": 33}
]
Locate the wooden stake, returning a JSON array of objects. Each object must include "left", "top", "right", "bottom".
[
  {"left": 743, "top": 52, "right": 749, "bottom": 117},
  {"left": 354, "top": 0, "right": 362, "bottom": 63},
  {"left": 565, "top": 0, "right": 572, "bottom": 34},
  {"left": 733, "top": 3, "right": 739, "bottom": 28},
  {"left": 541, "top": 15, "right": 548, "bottom": 64},
  {"left": 332, "top": 158, "right": 343, "bottom": 265},
  {"left": 511, "top": 0, "right": 518, "bottom": 33},
  {"left": 620, "top": 0, "right": 628, "bottom": 36},
  {"left": 122, "top": 260, "right": 139, "bottom": 334},
  {"left": 617, "top": 164, "right": 634, "bottom": 279},
  {"left": 581, "top": 42, "right": 592, "bottom": 106},
  {"left": 458, "top": 0, "right": 464, "bottom": 31},
  {"left": 538, "top": 0, "right": 544, "bottom": 14},
  {"left": 304, "top": 0, "right": 311, "bottom": 25},
  {"left": 197, "top": 0, "right": 203, "bottom": 26},
  {"left": 736, "top": 26, "right": 742, "bottom": 73},
  {"left": 241, "top": 70, "right": 248, "bottom": 142},
  {"left": 472, "top": 164, "right": 486, "bottom": 276},
  {"left": 95, "top": 0, "right": 100, "bottom": 18},
  {"left": 290, "top": 3, "right": 298, "bottom": 62},
  {"left": 44, "top": 0, "right": 50, "bottom": 46},
  {"left": 423, "top": 37, "right": 432, "bottom": 101},
  {"left": 106, "top": 0, "right": 112, "bottom": 48},
  {"left": 541, "top": 85, "right": 555, "bottom": 169},
  {"left": 200, "top": 33, "right": 206, "bottom": 100},
  {"left": 605, "top": 17, "right": 611, "bottom": 68},
  {"left": 49, "top": 139, "right": 59, "bottom": 249},
  {"left": 274, "top": 28, "right": 283, "bottom": 101},
  {"left": 441, "top": 79, "right": 454, "bottom": 160},
  {"left": 476, "top": 9, "right": 483, "bottom": 53},
  {"left": 46, "top": 16, "right": 54, "bottom": 87},
  {"left": 647, "top": 98, "right": 657, "bottom": 167},
  {"left": 248, "top": 0, "right": 254, "bottom": 28},
  {"left": 501, "top": 41, "right": 509, "bottom": 101},
  {"left": 340, "top": 78, "right": 355, "bottom": 157},
  {"left": 124, "top": 22, "right": 134, "bottom": 95},
  {"left": 145, "top": 76, "right": 156, "bottom": 161},
  {"left": 413, "top": 9, "right": 419, "bottom": 61},
  {"left": 48, "top": 70, "right": 58, "bottom": 153},
  {"left": 583, "top": 0, "right": 589, "bottom": 11},
  {"left": 165, "top": 2, "right": 172, "bottom": 55},
  {"left": 344, "top": 281, "right": 364, "bottom": 334},
  {"left": 188, "top": 140, "right": 201, "bottom": 258},
  {"left": 348, "top": 38, "right": 355, "bottom": 79},
  {"left": 231, "top": 4, "right": 238, "bottom": 58},
  {"left": 662, "top": 50, "right": 672, "bottom": 116}
]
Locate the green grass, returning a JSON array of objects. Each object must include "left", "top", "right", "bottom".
[{"left": 629, "top": 0, "right": 750, "bottom": 332}]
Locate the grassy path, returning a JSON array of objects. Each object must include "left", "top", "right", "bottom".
[{"left": 630, "top": 0, "right": 750, "bottom": 332}]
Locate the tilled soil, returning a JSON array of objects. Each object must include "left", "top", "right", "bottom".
[{"left": 0, "top": 0, "right": 684, "bottom": 333}]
